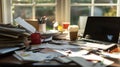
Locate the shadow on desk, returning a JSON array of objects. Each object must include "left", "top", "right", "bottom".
[
  {"left": 0, "top": 54, "right": 120, "bottom": 67},
  {"left": 0, "top": 55, "right": 79, "bottom": 67},
  {"left": 0, "top": 41, "right": 120, "bottom": 67}
]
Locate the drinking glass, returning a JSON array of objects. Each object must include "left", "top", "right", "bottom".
[{"left": 63, "top": 22, "right": 70, "bottom": 32}]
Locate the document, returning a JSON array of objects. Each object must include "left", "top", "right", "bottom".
[
  {"left": 69, "top": 50, "right": 114, "bottom": 66},
  {"left": 14, "top": 17, "right": 36, "bottom": 33},
  {"left": 69, "top": 57, "right": 95, "bottom": 67},
  {"left": 38, "top": 43, "right": 81, "bottom": 49},
  {"left": 101, "top": 52, "right": 120, "bottom": 59},
  {"left": 75, "top": 41, "right": 116, "bottom": 50},
  {"left": 14, "top": 50, "right": 54, "bottom": 61}
]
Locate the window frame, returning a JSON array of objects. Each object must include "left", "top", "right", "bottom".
[
  {"left": 0, "top": 0, "right": 2, "bottom": 23},
  {"left": 71, "top": 0, "right": 120, "bottom": 16},
  {"left": 1, "top": 0, "right": 120, "bottom": 24},
  {"left": 2, "top": 0, "right": 12, "bottom": 24},
  {"left": 12, "top": 2, "right": 57, "bottom": 20}
]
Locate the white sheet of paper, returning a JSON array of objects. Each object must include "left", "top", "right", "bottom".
[
  {"left": 101, "top": 52, "right": 120, "bottom": 59},
  {"left": 69, "top": 50, "right": 114, "bottom": 66},
  {"left": 78, "top": 42, "right": 116, "bottom": 50},
  {"left": 87, "top": 42, "right": 115, "bottom": 50},
  {"left": 38, "top": 43, "right": 81, "bottom": 49},
  {"left": 15, "top": 51, "right": 54, "bottom": 61},
  {"left": 69, "top": 57, "right": 94, "bottom": 67},
  {"left": 14, "top": 17, "right": 36, "bottom": 33}
]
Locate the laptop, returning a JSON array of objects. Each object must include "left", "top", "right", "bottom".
[{"left": 82, "top": 16, "right": 120, "bottom": 44}]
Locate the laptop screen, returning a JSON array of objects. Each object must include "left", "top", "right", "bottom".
[{"left": 83, "top": 17, "right": 120, "bottom": 43}]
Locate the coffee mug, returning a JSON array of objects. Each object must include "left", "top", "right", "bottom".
[{"left": 30, "top": 33, "right": 41, "bottom": 44}]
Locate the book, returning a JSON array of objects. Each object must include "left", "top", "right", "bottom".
[
  {"left": 0, "top": 26, "right": 26, "bottom": 33},
  {"left": 0, "top": 43, "right": 24, "bottom": 48},
  {"left": 0, "top": 32, "right": 19, "bottom": 38}
]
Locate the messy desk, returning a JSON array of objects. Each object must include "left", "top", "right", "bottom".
[
  {"left": 0, "top": 17, "right": 120, "bottom": 67},
  {"left": 0, "top": 35, "right": 120, "bottom": 67}
]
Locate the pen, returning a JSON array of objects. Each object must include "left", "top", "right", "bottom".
[
  {"left": 38, "top": 16, "right": 47, "bottom": 24},
  {"left": 24, "top": 45, "right": 31, "bottom": 51},
  {"left": 28, "top": 48, "right": 41, "bottom": 53},
  {"left": 85, "top": 50, "right": 101, "bottom": 55},
  {"left": 38, "top": 18, "right": 42, "bottom": 24}
]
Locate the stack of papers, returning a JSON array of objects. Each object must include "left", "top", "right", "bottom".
[{"left": 0, "top": 23, "right": 30, "bottom": 47}]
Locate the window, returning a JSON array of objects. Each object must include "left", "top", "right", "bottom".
[
  {"left": 12, "top": 0, "right": 56, "bottom": 21},
  {"left": 11, "top": 0, "right": 56, "bottom": 29},
  {"left": 71, "top": 0, "right": 119, "bottom": 25},
  {"left": 2, "top": 0, "right": 120, "bottom": 26}
]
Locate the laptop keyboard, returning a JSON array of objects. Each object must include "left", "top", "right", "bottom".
[{"left": 80, "top": 38, "right": 113, "bottom": 45}]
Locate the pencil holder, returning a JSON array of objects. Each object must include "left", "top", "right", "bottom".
[{"left": 38, "top": 23, "right": 46, "bottom": 33}]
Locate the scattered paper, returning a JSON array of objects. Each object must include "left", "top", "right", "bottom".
[
  {"left": 69, "top": 57, "right": 94, "bottom": 67},
  {"left": 38, "top": 43, "right": 81, "bottom": 49},
  {"left": 14, "top": 17, "right": 36, "bottom": 33},
  {"left": 76, "top": 42, "right": 116, "bottom": 50},
  {"left": 101, "top": 52, "right": 120, "bottom": 59},
  {"left": 15, "top": 50, "right": 54, "bottom": 61},
  {"left": 69, "top": 50, "right": 114, "bottom": 66}
]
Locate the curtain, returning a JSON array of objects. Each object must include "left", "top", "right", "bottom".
[{"left": 0, "top": 0, "right": 2, "bottom": 23}]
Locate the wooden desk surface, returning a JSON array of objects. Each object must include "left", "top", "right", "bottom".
[
  {"left": 0, "top": 39, "right": 120, "bottom": 67},
  {"left": 0, "top": 53, "right": 120, "bottom": 67},
  {"left": 0, "top": 54, "right": 78, "bottom": 67}
]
